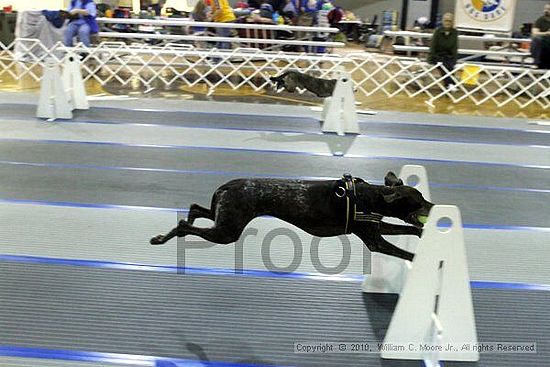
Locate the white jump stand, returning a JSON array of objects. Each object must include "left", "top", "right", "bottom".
[
  {"left": 36, "top": 58, "right": 73, "bottom": 119},
  {"left": 320, "top": 71, "right": 360, "bottom": 136},
  {"left": 362, "top": 165, "right": 431, "bottom": 294},
  {"left": 381, "top": 205, "right": 479, "bottom": 364},
  {"left": 37, "top": 53, "right": 88, "bottom": 120},
  {"left": 63, "top": 51, "right": 89, "bottom": 110}
]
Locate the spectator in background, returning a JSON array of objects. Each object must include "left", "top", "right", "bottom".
[
  {"left": 192, "top": 0, "right": 210, "bottom": 22},
  {"left": 327, "top": 5, "right": 344, "bottom": 28},
  {"left": 151, "top": 0, "right": 166, "bottom": 16},
  {"left": 428, "top": 12, "right": 458, "bottom": 88},
  {"left": 282, "top": 0, "right": 298, "bottom": 20},
  {"left": 531, "top": 3, "right": 550, "bottom": 69},
  {"left": 210, "top": 0, "right": 236, "bottom": 50},
  {"left": 234, "top": 0, "right": 251, "bottom": 16},
  {"left": 314, "top": 1, "right": 333, "bottom": 53},
  {"left": 271, "top": 0, "right": 287, "bottom": 13},
  {"left": 63, "top": 0, "right": 99, "bottom": 47},
  {"left": 316, "top": 1, "right": 332, "bottom": 28},
  {"left": 235, "top": 1, "right": 249, "bottom": 9},
  {"left": 247, "top": 0, "right": 262, "bottom": 9},
  {"left": 191, "top": 0, "right": 211, "bottom": 48},
  {"left": 259, "top": 0, "right": 274, "bottom": 19},
  {"left": 298, "top": 0, "right": 317, "bottom": 27},
  {"left": 295, "top": 0, "right": 317, "bottom": 51},
  {"left": 316, "top": 0, "right": 333, "bottom": 11},
  {"left": 414, "top": 16, "right": 430, "bottom": 31}
]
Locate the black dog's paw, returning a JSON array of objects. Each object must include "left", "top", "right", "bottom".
[{"left": 150, "top": 235, "right": 166, "bottom": 245}]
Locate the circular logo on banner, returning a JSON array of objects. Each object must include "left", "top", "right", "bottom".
[{"left": 462, "top": 0, "right": 509, "bottom": 21}]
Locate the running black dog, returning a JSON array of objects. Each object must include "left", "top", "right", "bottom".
[
  {"left": 150, "top": 172, "right": 433, "bottom": 261},
  {"left": 270, "top": 71, "right": 337, "bottom": 98}
]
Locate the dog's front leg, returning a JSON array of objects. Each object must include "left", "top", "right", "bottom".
[
  {"left": 354, "top": 224, "right": 414, "bottom": 261},
  {"left": 379, "top": 221, "right": 422, "bottom": 237}
]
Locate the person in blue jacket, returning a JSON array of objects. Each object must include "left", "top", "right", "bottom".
[
  {"left": 63, "top": 0, "right": 99, "bottom": 47},
  {"left": 298, "top": 0, "right": 317, "bottom": 26}
]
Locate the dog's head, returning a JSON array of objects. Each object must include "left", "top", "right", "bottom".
[
  {"left": 270, "top": 75, "right": 285, "bottom": 90},
  {"left": 379, "top": 171, "right": 434, "bottom": 228}
]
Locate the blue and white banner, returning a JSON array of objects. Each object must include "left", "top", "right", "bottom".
[{"left": 455, "top": 0, "right": 518, "bottom": 32}]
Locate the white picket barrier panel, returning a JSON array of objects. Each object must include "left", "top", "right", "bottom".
[
  {"left": 321, "top": 71, "right": 360, "bottom": 136},
  {"left": 381, "top": 205, "right": 479, "bottom": 364},
  {"left": 362, "top": 165, "right": 431, "bottom": 293},
  {"left": 3, "top": 39, "right": 548, "bottom": 111}
]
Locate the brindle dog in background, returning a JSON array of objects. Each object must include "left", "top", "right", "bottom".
[{"left": 270, "top": 71, "right": 337, "bottom": 98}]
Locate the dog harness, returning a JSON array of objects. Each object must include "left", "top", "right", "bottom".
[{"left": 336, "top": 173, "right": 383, "bottom": 234}]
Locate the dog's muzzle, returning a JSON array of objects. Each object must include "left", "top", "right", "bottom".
[
  {"left": 406, "top": 214, "right": 423, "bottom": 228},
  {"left": 407, "top": 208, "right": 432, "bottom": 228}
]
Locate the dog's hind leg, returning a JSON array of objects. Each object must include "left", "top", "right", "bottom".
[
  {"left": 379, "top": 222, "right": 422, "bottom": 237},
  {"left": 151, "top": 186, "right": 252, "bottom": 246},
  {"left": 151, "top": 215, "right": 250, "bottom": 246},
  {"left": 187, "top": 203, "right": 214, "bottom": 225},
  {"left": 150, "top": 204, "right": 215, "bottom": 244},
  {"left": 150, "top": 223, "right": 181, "bottom": 245}
]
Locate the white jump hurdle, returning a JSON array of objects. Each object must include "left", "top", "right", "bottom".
[
  {"left": 381, "top": 205, "right": 479, "bottom": 364},
  {"left": 320, "top": 71, "right": 360, "bottom": 136},
  {"left": 362, "top": 165, "right": 431, "bottom": 293},
  {"left": 63, "top": 52, "right": 89, "bottom": 111},
  {"left": 37, "top": 52, "right": 89, "bottom": 120},
  {"left": 361, "top": 165, "right": 479, "bottom": 364},
  {"left": 36, "top": 58, "right": 73, "bottom": 120}
]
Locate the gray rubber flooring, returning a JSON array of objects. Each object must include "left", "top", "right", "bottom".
[
  {"left": 0, "top": 358, "right": 139, "bottom": 367},
  {"left": 0, "top": 261, "right": 548, "bottom": 367},
  {"left": 1, "top": 103, "right": 548, "bottom": 147},
  {"left": 0, "top": 141, "right": 547, "bottom": 227},
  {"left": 0, "top": 98, "right": 548, "bottom": 367}
]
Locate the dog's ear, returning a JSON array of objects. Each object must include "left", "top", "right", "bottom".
[
  {"left": 383, "top": 190, "right": 401, "bottom": 203},
  {"left": 384, "top": 171, "right": 403, "bottom": 187}
]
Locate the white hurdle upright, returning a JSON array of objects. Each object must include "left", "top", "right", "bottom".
[
  {"left": 363, "top": 165, "right": 431, "bottom": 293},
  {"left": 36, "top": 58, "right": 73, "bottom": 119},
  {"left": 321, "top": 71, "right": 360, "bottom": 136},
  {"left": 37, "top": 52, "right": 88, "bottom": 120},
  {"left": 63, "top": 51, "right": 89, "bottom": 111},
  {"left": 381, "top": 205, "right": 479, "bottom": 364}
]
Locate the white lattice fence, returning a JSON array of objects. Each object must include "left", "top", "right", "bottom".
[{"left": 1, "top": 38, "right": 548, "bottom": 109}]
